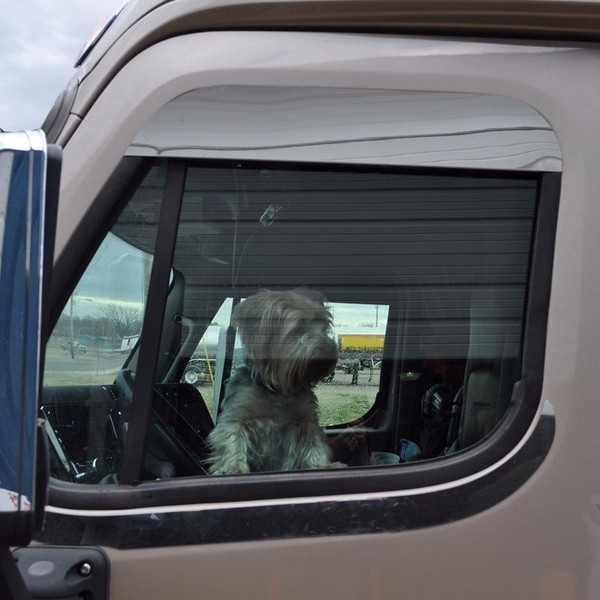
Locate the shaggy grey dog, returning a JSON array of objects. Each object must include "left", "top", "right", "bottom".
[{"left": 206, "top": 289, "right": 343, "bottom": 475}]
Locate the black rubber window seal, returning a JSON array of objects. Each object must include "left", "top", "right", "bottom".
[{"left": 119, "top": 160, "right": 187, "bottom": 485}]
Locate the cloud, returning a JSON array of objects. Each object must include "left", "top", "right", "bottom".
[{"left": 1, "top": 0, "right": 125, "bottom": 131}]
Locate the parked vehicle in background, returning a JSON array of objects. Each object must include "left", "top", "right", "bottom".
[
  {"left": 4, "top": 1, "right": 600, "bottom": 598},
  {"left": 119, "top": 335, "right": 139, "bottom": 353},
  {"left": 60, "top": 340, "right": 87, "bottom": 354}
]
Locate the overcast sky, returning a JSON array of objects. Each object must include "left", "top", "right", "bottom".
[{"left": 1, "top": 0, "right": 125, "bottom": 131}]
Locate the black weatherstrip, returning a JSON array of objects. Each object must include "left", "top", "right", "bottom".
[{"left": 120, "top": 161, "right": 187, "bottom": 485}]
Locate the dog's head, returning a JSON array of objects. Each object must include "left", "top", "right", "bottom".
[{"left": 233, "top": 289, "right": 338, "bottom": 396}]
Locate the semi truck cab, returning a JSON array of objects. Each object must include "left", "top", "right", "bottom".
[{"left": 3, "top": 1, "right": 600, "bottom": 598}]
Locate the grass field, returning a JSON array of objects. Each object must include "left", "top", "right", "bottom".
[
  {"left": 199, "top": 369, "right": 379, "bottom": 425},
  {"left": 316, "top": 372, "right": 378, "bottom": 425}
]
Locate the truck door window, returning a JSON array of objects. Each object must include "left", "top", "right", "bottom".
[{"left": 42, "top": 157, "right": 542, "bottom": 484}]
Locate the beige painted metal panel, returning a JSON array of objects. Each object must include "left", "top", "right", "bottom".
[
  {"left": 72, "top": 0, "right": 600, "bottom": 119},
  {"left": 58, "top": 32, "right": 573, "bottom": 257}
]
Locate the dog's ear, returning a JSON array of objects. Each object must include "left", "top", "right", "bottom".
[
  {"left": 232, "top": 290, "right": 282, "bottom": 344},
  {"left": 232, "top": 291, "right": 285, "bottom": 365},
  {"left": 232, "top": 292, "right": 265, "bottom": 338}
]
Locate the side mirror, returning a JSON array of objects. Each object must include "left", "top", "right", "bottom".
[{"left": 0, "top": 131, "right": 60, "bottom": 546}]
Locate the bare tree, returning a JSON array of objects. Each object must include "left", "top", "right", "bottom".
[{"left": 100, "top": 304, "right": 143, "bottom": 339}]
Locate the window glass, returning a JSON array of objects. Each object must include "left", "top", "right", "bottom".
[
  {"left": 183, "top": 299, "right": 389, "bottom": 425},
  {"left": 42, "top": 163, "right": 165, "bottom": 483},
  {"left": 180, "top": 297, "right": 237, "bottom": 418},
  {"left": 44, "top": 232, "right": 150, "bottom": 386},
  {"left": 316, "top": 302, "right": 388, "bottom": 426},
  {"left": 169, "top": 161, "right": 537, "bottom": 473},
  {"left": 42, "top": 158, "right": 539, "bottom": 482}
]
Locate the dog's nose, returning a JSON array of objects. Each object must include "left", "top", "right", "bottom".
[{"left": 316, "top": 338, "right": 338, "bottom": 360}]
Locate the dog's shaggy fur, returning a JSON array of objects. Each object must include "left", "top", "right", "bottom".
[{"left": 206, "top": 289, "right": 342, "bottom": 475}]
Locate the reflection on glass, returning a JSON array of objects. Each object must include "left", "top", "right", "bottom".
[{"left": 44, "top": 233, "right": 152, "bottom": 386}]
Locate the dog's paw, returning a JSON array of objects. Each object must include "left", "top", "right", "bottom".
[{"left": 207, "top": 457, "right": 251, "bottom": 476}]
